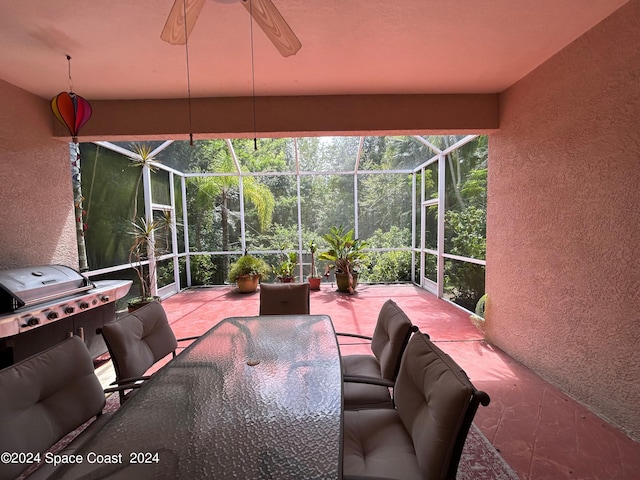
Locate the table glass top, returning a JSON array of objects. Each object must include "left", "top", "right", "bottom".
[{"left": 50, "top": 315, "right": 343, "bottom": 479}]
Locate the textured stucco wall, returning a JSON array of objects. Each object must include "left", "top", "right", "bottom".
[
  {"left": 487, "top": 0, "right": 640, "bottom": 439},
  {"left": 0, "top": 80, "right": 78, "bottom": 269}
]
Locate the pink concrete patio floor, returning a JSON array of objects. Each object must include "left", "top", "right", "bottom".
[{"left": 156, "top": 283, "right": 640, "bottom": 480}]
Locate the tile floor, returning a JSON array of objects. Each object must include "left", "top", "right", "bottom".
[{"left": 132, "top": 283, "right": 640, "bottom": 480}]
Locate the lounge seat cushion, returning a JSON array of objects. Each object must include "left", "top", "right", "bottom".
[
  {"left": 259, "top": 282, "right": 310, "bottom": 315},
  {"left": 370, "top": 299, "right": 414, "bottom": 380},
  {"left": 342, "top": 300, "right": 414, "bottom": 410},
  {"left": 342, "top": 355, "right": 393, "bottom": 409},
  {"left": 342, "top": 354, "right": 381, "bottom": 377},
  {"left": 343, "top": 409, "right": 422, "bottom": 480},
  {"left": 395, "top": 334, "right": 474, "bottom": 479},
  {"left": 25, "top": 412, "right": 113, "bottom": 480},
  {"left": 101, "top": 301, "right": 178, "bottom": 380},
  {"left": 0, "top": 336, "right": 106, "bottom": 480},
  {"left": 343, "top": 334, "right": 479, "bottom": 480}
]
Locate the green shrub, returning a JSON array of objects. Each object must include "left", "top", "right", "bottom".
[
  {"left": 362, "top": 226, "right": 411, "bottom": 283},
  {"left": 444, "top": 206, "right": 486, "bottom": 310},
  {"left": 228, "top": 254, "right": 270, "bottom": 283},
  {"left": 189, "top": 255, "right": 217, "bottom": 285}
]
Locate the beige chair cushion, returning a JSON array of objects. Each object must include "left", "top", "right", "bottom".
[
  {"left": 0, "top": 336, "right": 106, "bottom": 480},
  {"left": 101, "top": 300, "right": 178, "bottom": 381},
  {"left": 25, "top": 412, "right": 113, "bottom": 480},
  {"left": 343, "top": 333, "right": 479, "bottom": 480},
  {"left": 394, "top": 334, "right": 474, "bottom": 480},
  {"left": 342, "top": 354, "right": 381, "bottom": 377},
  {"left": 343, "top": 409, "right": 422, "bottom": 480},
  {"left": 370, "top": 299, "right": 414, "bottom": 380},
  {"left": 342, "top": 300, "right": 415, "bottom": 410},
  {"left": 259, "top": 282, "right": 310, "bottom": 315},
  {"left": 342, "top": 355, "right": 393, "bottom": 409}
]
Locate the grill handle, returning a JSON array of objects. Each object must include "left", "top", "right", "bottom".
[{"left": 19, "top": 284, "right": 96, "bottom": 309}]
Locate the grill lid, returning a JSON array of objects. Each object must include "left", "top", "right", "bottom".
[{"left": 0, "top": 265, "right": 93, "bottom": 313}]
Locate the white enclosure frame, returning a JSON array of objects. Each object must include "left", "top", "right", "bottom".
[{"left": 86, "top": 135, "right": 486, "bottom": 311}]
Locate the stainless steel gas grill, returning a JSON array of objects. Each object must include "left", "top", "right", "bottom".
[{"left": 0, "top": 265, "right": 131, "bottom": 368}]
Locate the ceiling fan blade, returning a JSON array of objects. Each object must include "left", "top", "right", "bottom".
[
  {"left": 240, "top": 0, "right": 302, "bottom": 57},
  {"left": 161, "top": 0, "right": 207, "bottom": 45}
]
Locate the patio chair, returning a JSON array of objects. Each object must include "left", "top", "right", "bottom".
[
  {"left": 343, "top": 333, "right": 491, "bottom": 480},
  {"left": 0, "top": 336, "right": 111, "bottom": 480},
  {"left": 259, "top": 282, "right": 310, "bottom": 315},
  {"left": 98, "top": 300, "right": 198, "bottom": 404},
  {"left": 339, "top": 299, "right": 418, "bottom": 409}
]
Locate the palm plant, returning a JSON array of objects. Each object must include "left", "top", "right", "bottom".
[
  {"left": 318, "top": 226, "right": 368, "bottom": 293},
  {"left": 129, "top": 143, "right": 160, "bottom": 222},
  {"left": 188, "top": 148, "right": 275, "bottom": 279},
  {"left": 128, "top": 213, "right": 174, "bottom": 308},
  {"left": 128, "top": 217, "right": 160, "bottom": 305}
]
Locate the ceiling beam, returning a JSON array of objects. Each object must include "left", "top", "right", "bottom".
[{"left": 52, "top": 93, "right": 499, "bottom": 141}]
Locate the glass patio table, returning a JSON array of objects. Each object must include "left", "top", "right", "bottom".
[{"left": 49, "top": 315, "right": 343, "bottom": 479}]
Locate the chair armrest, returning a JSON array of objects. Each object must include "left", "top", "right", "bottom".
[
  {"left": 336, "top": 332, "right": 373, "bottom": 341},
  {"left": 476, "top": 390, "right": 491, "bottom": 407},
  {"left": 177, "top": 335, "right": 200, "bottom": 342},
  {"left": 112, "top": 375, "right": 151, "bottom": 385},
  {"left": 343, "top": 375, "right": 395, "bottom": 388},
  {"left": 104, "top": 382, "right": 143, "bottom": 394}
]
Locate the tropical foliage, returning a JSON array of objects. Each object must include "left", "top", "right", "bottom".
[
  {"left": 274, "top": 250, "right": 297, "bottom": 280},
  {"left": 440, "top": 136, "right": 487, "bottom": 309},
  {"left": 81, "top": 135, "right": 487, "bottom": 311},
  {"left": 318, "top": 226, "right": 368, "bottom": 292},
  {"left": 361, "top": 226, "right": 412, "bottom": 283}
]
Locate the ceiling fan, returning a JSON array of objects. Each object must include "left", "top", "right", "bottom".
[{"left": 161, "top": 0, "right": 302, "bottom": 57}]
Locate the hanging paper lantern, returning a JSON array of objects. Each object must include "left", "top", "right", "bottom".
[{"left": 50, "top": 92, "right": 92, "bottom": 143}]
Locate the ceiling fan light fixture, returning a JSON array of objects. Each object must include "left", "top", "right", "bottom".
[{"left": 161, "top": 0, "right": 301, "bottom": 57}]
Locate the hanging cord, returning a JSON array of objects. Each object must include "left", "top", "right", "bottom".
[
  {"left": 183, "top": 0, "right": 194, "bottom": 146},
  {"left": 66, "top": 55, "right": 74, "bottom": 93},
  {"left": 249, "top": 0, "right": 257, "bottom": 150}
]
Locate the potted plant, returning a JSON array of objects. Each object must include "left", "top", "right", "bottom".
[
  {"left": 228, "top": 254, "right": 270, "bottom": 293},
  {"left": 274, "top": 250, "right": 297, "bottom": 283},
  {"left": 127, "top": 216, "right": 164, "bottom": 311},
  {"left": 307, "top": 240, "right": 322, "bottom": 290},
  {"left": 126, "top": 143, "right": 168, "bottom": 311},
  {"left": 318, "top": 226, "right": 368, "bottom": 294}
]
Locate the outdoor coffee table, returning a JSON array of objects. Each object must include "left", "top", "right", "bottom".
[{"left": 48, "top": 315, "right": 343, "bottom": 479}]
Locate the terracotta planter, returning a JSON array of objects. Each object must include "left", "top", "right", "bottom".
[
  {"left": 278, "top": 276, "right": 295, "bottom": 283},
  {"left": 236, "top": 274, "right": 259, "bottom": 293},
  {"left": 308, "top": 277, "right": 321, "bottom": 290},
  {"left": 335, "top": 272, "right": 358, "bottom": 293}
]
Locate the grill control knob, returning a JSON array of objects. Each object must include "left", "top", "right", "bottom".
[
  {"left": 27, "top": 317, "right": 40, "bottom": 326},
  {"left": 100, "top": 295, "right": 110, "bottom": 303},
  {"left": 79, "top": 302, "right": 90, "bottom": 310},
  {"left": 47, "top": 311, "right": 59, "bottom": 320},
  {"left": 64, "top": 306, "right": 75, "bottom": 315}
]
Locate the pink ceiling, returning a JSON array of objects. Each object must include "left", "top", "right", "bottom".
[{"left": 0, "top": 0, "right": 629, "bottom": 101}]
